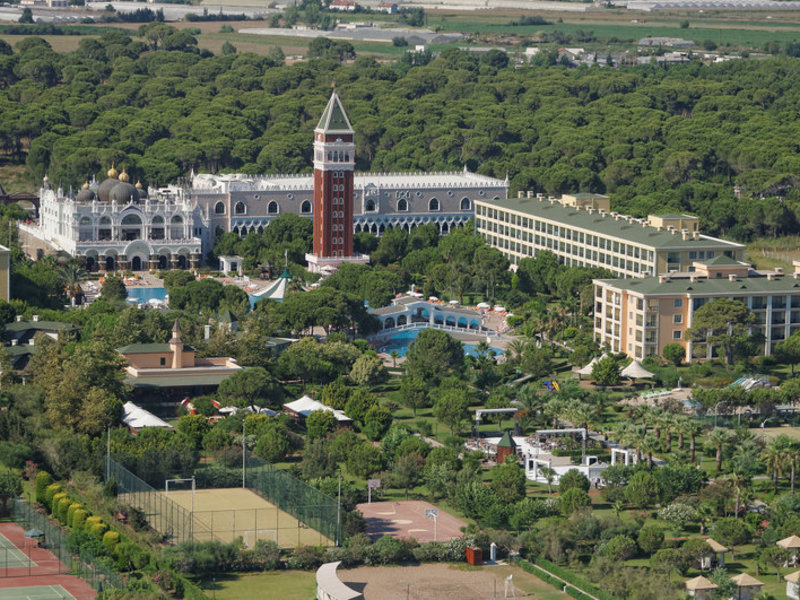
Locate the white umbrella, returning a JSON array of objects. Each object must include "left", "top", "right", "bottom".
[
  {"left": 449, "top": 300, "right": 459, "bottom": 305},
  {"left": 477, "top": 302, "right": 491, "bottom": 309},
  {"left": 621, "top": 360, "right": 654, "bottom": 379},
  {"left": 428, "top": 296, "right": 439, "bottom": 302},
  {"left": 494, "top": 305, "right": 506, "bottom": 312}
]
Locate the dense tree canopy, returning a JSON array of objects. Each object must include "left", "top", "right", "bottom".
[{"left": 3, "top": 32, "right": 800, "bottom": 242}]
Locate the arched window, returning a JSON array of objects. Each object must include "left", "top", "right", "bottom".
[
  {"left": 121, "top": 213, "right": 142, "bottom": 241},
  {"left": 214, "top": 202, "right": 225, "bottom": 214},
  {"left": 301, "top": 200, "right": 311, "bottom": 213},
  {"left": 344, "top": 153, "right": 350, "bottom": 162},
  {"left": 398, "top": 199, "right": 408, "bottom": 212},
  {"left": 170, "top": 215, "right": 183, "bottom": 239},
  {"left": 267, "top": 201, "right": 278, "bottom": 214},
  {"left": 234, "top": 202, "right": 246, "bottom": 215},
  {"left": 79, "top": 217, "right": 92, "bottom": 241},
  {"left": 366, "top": 199, "right": 376, "bottom": 212},
  {"left": 98, "top": 216, "right": 112, "bottom": 241},
  {"left": 429, "top": 198, "right": 439, "bottom": 211},
  {"left": 150, "top": 215, "right": 165, "bottom": 240},
  {"left": 460, "top": 197, "right": 471, "bottom": 211}
]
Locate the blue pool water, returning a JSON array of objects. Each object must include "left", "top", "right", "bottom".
[
  {"left": 126, "top": 287, "right": 168, "bottom": 303},
  {"left": 377, "top": 329, "right": 503, "bottom": 358}
]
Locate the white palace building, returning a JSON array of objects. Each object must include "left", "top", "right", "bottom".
[{"left": 21, "top": 94, "right": 508, "bottom": 271}]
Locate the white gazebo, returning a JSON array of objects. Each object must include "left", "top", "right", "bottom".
[
  {"left": 621, "top": 360, "right": 654, "bottom": 380},
  {"left": 778, "top": 535, "right": 800, "bottom": 566},
  {"left": 730, "top": 573, "right": 763, "bottom": 600},
  {"left": 704, "top": 538, "right": 727, "bottom": 569},
  {"left": 577, "top": 356, "right": 601, "bottom": 376},
  {"left": 685, "top": 575, "right": 717, "bottom": 600}
]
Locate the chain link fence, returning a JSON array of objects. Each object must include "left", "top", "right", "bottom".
[
  {"left": 244, "top": 455, "right": 339, "bottom": 545},
  {"left": 108, "top": 455, "right": 339, "bottom": 547},
  {"left": 108, "top": 457, "right": 212, "bottom": 545},
  {"left": 12, "top": 498, "right": 125, "bottom": 592}
]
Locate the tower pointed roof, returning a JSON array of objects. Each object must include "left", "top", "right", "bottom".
[
  {"left": 316, "top": 90, "right": 353, "bottom": 132},
  {"left": 170, "top": 319, "right": 183, "bottom": 344}
]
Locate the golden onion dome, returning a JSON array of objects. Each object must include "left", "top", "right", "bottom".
[
  {"left": 119, "top": 168, "right": 129, "bottom": 183},
  {"left": 135, "top": 180, "right": 142, "bottom": 189},
  {"left": 82, "top": 181, "right": 90, "bottom": 189},
  {"left": 107, "top": 163, "right": 118, "bottom": 179}
]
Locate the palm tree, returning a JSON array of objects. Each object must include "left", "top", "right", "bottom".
[
  {"left": 696, "top": 503, "right": 714, "bottom": 535},
  {"left": 708, "top": 428, "right": 731, "bottom": 473},
  {"left": 778, "top": 439, "right": 799, "bottom": 495},
  {"left": 638, "top": 433, "right": 660, "bottom": 468},
  {"left": 512, "top": 383, "right": 542, "bottom": 432},
  {"left": 615, "top": 422, "right": 645, "bottom": 463},
  {"left": 544, "top": 396, "right": 568, "bottom": 429},
  {"left": 58, "top": 261, "right": 88, "bottom": 306},
  {"left": 507, "top": 338, "right": 527, "bottom": 365},
  {"left": 661, "top": 413, "right": 679, "bottom": 453},
  {"left": 612, "top": 499, "right": 624, "bottom": 519},
  {"left": 762, "top": 440, "right": 787, "bottom": 496},
  {"left": 686, "top": 421, "right": 705, "bottom": 463},
  {"left": 728, "top": 469, "right": 750, "bottom": 517},
  {"left": 674, "top": 415, "right": 689, "bottom": 450},
  {"left": 389, "top": 350, "right": 399, "bottom": 368},
  {"left": 539, "top": 466, "right": 556, "bottom": 494}
]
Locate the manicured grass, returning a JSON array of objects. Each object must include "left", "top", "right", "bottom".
[{"left": 205, "top": 571, "right": 316, "bottom": 600}]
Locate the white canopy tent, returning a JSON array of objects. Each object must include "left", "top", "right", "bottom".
[
  {"left": 577, "top": 357, "right": 599, "bottom": 376},
  {"left": 283, "top": 395, "right": 352, "bottom": 423},
  {"left": 621, "top": 360, "right": 655, "bottom": 379},
  {"left": 251, "top": 268, "right": 292, "bottom": 301},
  {"left": 122, "top": 402, "right": 173, "bottom": 430}
]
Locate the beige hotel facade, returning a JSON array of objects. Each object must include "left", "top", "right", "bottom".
[
  {"left": 594, "top": 258, "right": 800, "bottom": 361},
  {"left": 474, "top": 193, "right": 744, "bottom": 278}
]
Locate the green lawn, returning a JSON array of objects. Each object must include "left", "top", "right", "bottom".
[{"left": 205, "top": 571, "right": 316, "bottom": 600}]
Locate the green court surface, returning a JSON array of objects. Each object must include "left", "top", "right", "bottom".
[
  {"left": 1, "top": 585, "right": 76, "bottom": 600},
  {"left": 0, "top": 532, "right": 35, "bottom": 568}
]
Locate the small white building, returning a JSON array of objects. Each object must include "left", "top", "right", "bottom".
[
  {"left": 329, "top": 0, "right": 358, "bottom": 10},
  {"left": 376, "top": 1, "right": 397, "bottom": 13},
  {"left": 786, "top": 570, "right": 800, "bottom": 600}
]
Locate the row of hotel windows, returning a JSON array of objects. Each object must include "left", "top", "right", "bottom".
[
  {"left": 477, "top": 217, "right": 654, "bottom": 262},
  {"left": 483, "top": 234, "right": 649, "bottom": 273}
]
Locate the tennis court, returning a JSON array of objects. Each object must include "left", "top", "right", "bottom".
[
  {"left": 1, "top": 585, "right": 75, "bottom": 600},
  {"left": 0, "top": 532, "right": 35, "bottom": 569},
  {"left": 167, "top": 487, "right": 332, "bottom": 549}
]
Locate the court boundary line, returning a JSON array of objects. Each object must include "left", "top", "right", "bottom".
[
  {"left": 0, "top": 584, "right": 75, "bottom": 600},
  {"left": 0, "top": 532, "right": 37, "bottom": 568}
]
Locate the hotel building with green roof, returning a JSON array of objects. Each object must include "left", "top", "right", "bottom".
[{"left": 474, "top": 192, "right": 745, "bottom": 278}]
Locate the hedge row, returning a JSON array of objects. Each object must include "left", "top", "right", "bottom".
[
  {"left": 533, "top": 557, "right": 616, "bottom": 600},
  {"left": 36, "top": 474, "right": 113, "bottom": 542},
  {"left": 566, "top": 586, "right": 595, "bottom": 600},
  {"left": 515, "top": 558, "right": 564, "bottom": 589}
]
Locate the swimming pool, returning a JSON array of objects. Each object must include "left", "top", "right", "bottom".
[
  {"left": 377, "top": 329, "right": 503, "bottom": 358},
  {"left": 126, "top": 287, "right": 168, "bottom": 303}
]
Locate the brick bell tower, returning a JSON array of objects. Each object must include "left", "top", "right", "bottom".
[{"left": 306, "top": 87, "right": 369, "bottom": 274}]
